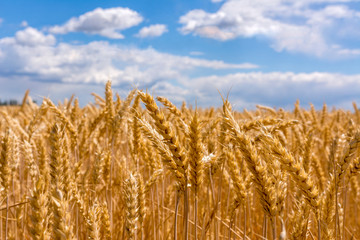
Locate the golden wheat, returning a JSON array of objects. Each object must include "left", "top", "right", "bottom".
[{"left": 0, "top": 81, "right": 360, "bottom": 239}]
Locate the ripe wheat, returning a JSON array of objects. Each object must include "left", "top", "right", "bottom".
[{"left": 0, "top": 81, "right": 359, "bottom": 240}]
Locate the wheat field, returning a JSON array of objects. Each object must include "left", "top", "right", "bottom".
[{"left": 0, "top": 81, "right": 359, "bottom": 240}]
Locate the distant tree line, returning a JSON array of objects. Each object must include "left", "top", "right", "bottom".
[
  {"left": 0, "top": 99, "right": 19, "bottom": 106},
  {"left": 0, "top": 99, "right": 38, "bottom": 106}
]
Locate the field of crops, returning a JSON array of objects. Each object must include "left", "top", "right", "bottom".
[{"left": 0, "top": 81, "right": 359, "bottom": 240}]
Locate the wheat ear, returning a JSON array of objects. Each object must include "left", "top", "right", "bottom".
[
  {"left": 138, "top": 91, "right": 187, "bottom": 192},
  {"left": 188, "top": 111, "right": 204, "bottom": 240},
  {"left": 0, "top": 129, "right": 12, "bottom": 240},
  {"left": 123, "top": 174, "right": 138, "bottom": 240},
  {"left": 260, "top": 132, "right": 319, "bottom": 209},
  {"left": 105, "top": 80, "right": 115, "bottom": 133},
  {"left": 28, "top": 177, "right": 49, "bottom": 240},
  {"left": 49, "top": 124, "right": 74, "bottom": 240},
  {"left": 222, "top": 101, "right": 277, "bottom": 219}
]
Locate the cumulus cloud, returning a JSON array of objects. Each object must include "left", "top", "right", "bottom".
[
  {"left": 0, "top": 27, "right": 256, "bottom": 90},
  {"left": 0, "top": 27, "right": 56, "bottom": 47},
  {"left": 179, "top": 0, "right": 360, "bottom": 57},
  {"left": 136, "top": 24, "right": 168, "bottom": 38},
  {"left": 48, "top": 7, "right": 143, "bottom": 39}
]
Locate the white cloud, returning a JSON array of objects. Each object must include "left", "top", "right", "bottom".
[
  {"left": 180, "top": 72, "right": 360, "bottom": 109},
  {"left": 0, "top": 27, "right": 256, "bottom": 88},
  {"left": 179, "top": 0, "right": 360, "bottom": 57},
  {"left": 0, "top": 27, "right": 56, "bottom": 47},
  {"left": 136, "top": 24, "right": 168, "bottom": 38},
  {"left": 0, "top": 18, "right": 3, "bottom": 25},
  {"left": 48, "top": 7, "right": 143, "bottom": 39}
]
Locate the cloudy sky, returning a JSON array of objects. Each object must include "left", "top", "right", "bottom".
[{"left": 1, "top": 0, "right": 360, "bottom": 109}]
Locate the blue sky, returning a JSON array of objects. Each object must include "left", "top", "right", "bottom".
[{"left": 1, "top": 0, "right": 360, "bottom": 109}]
